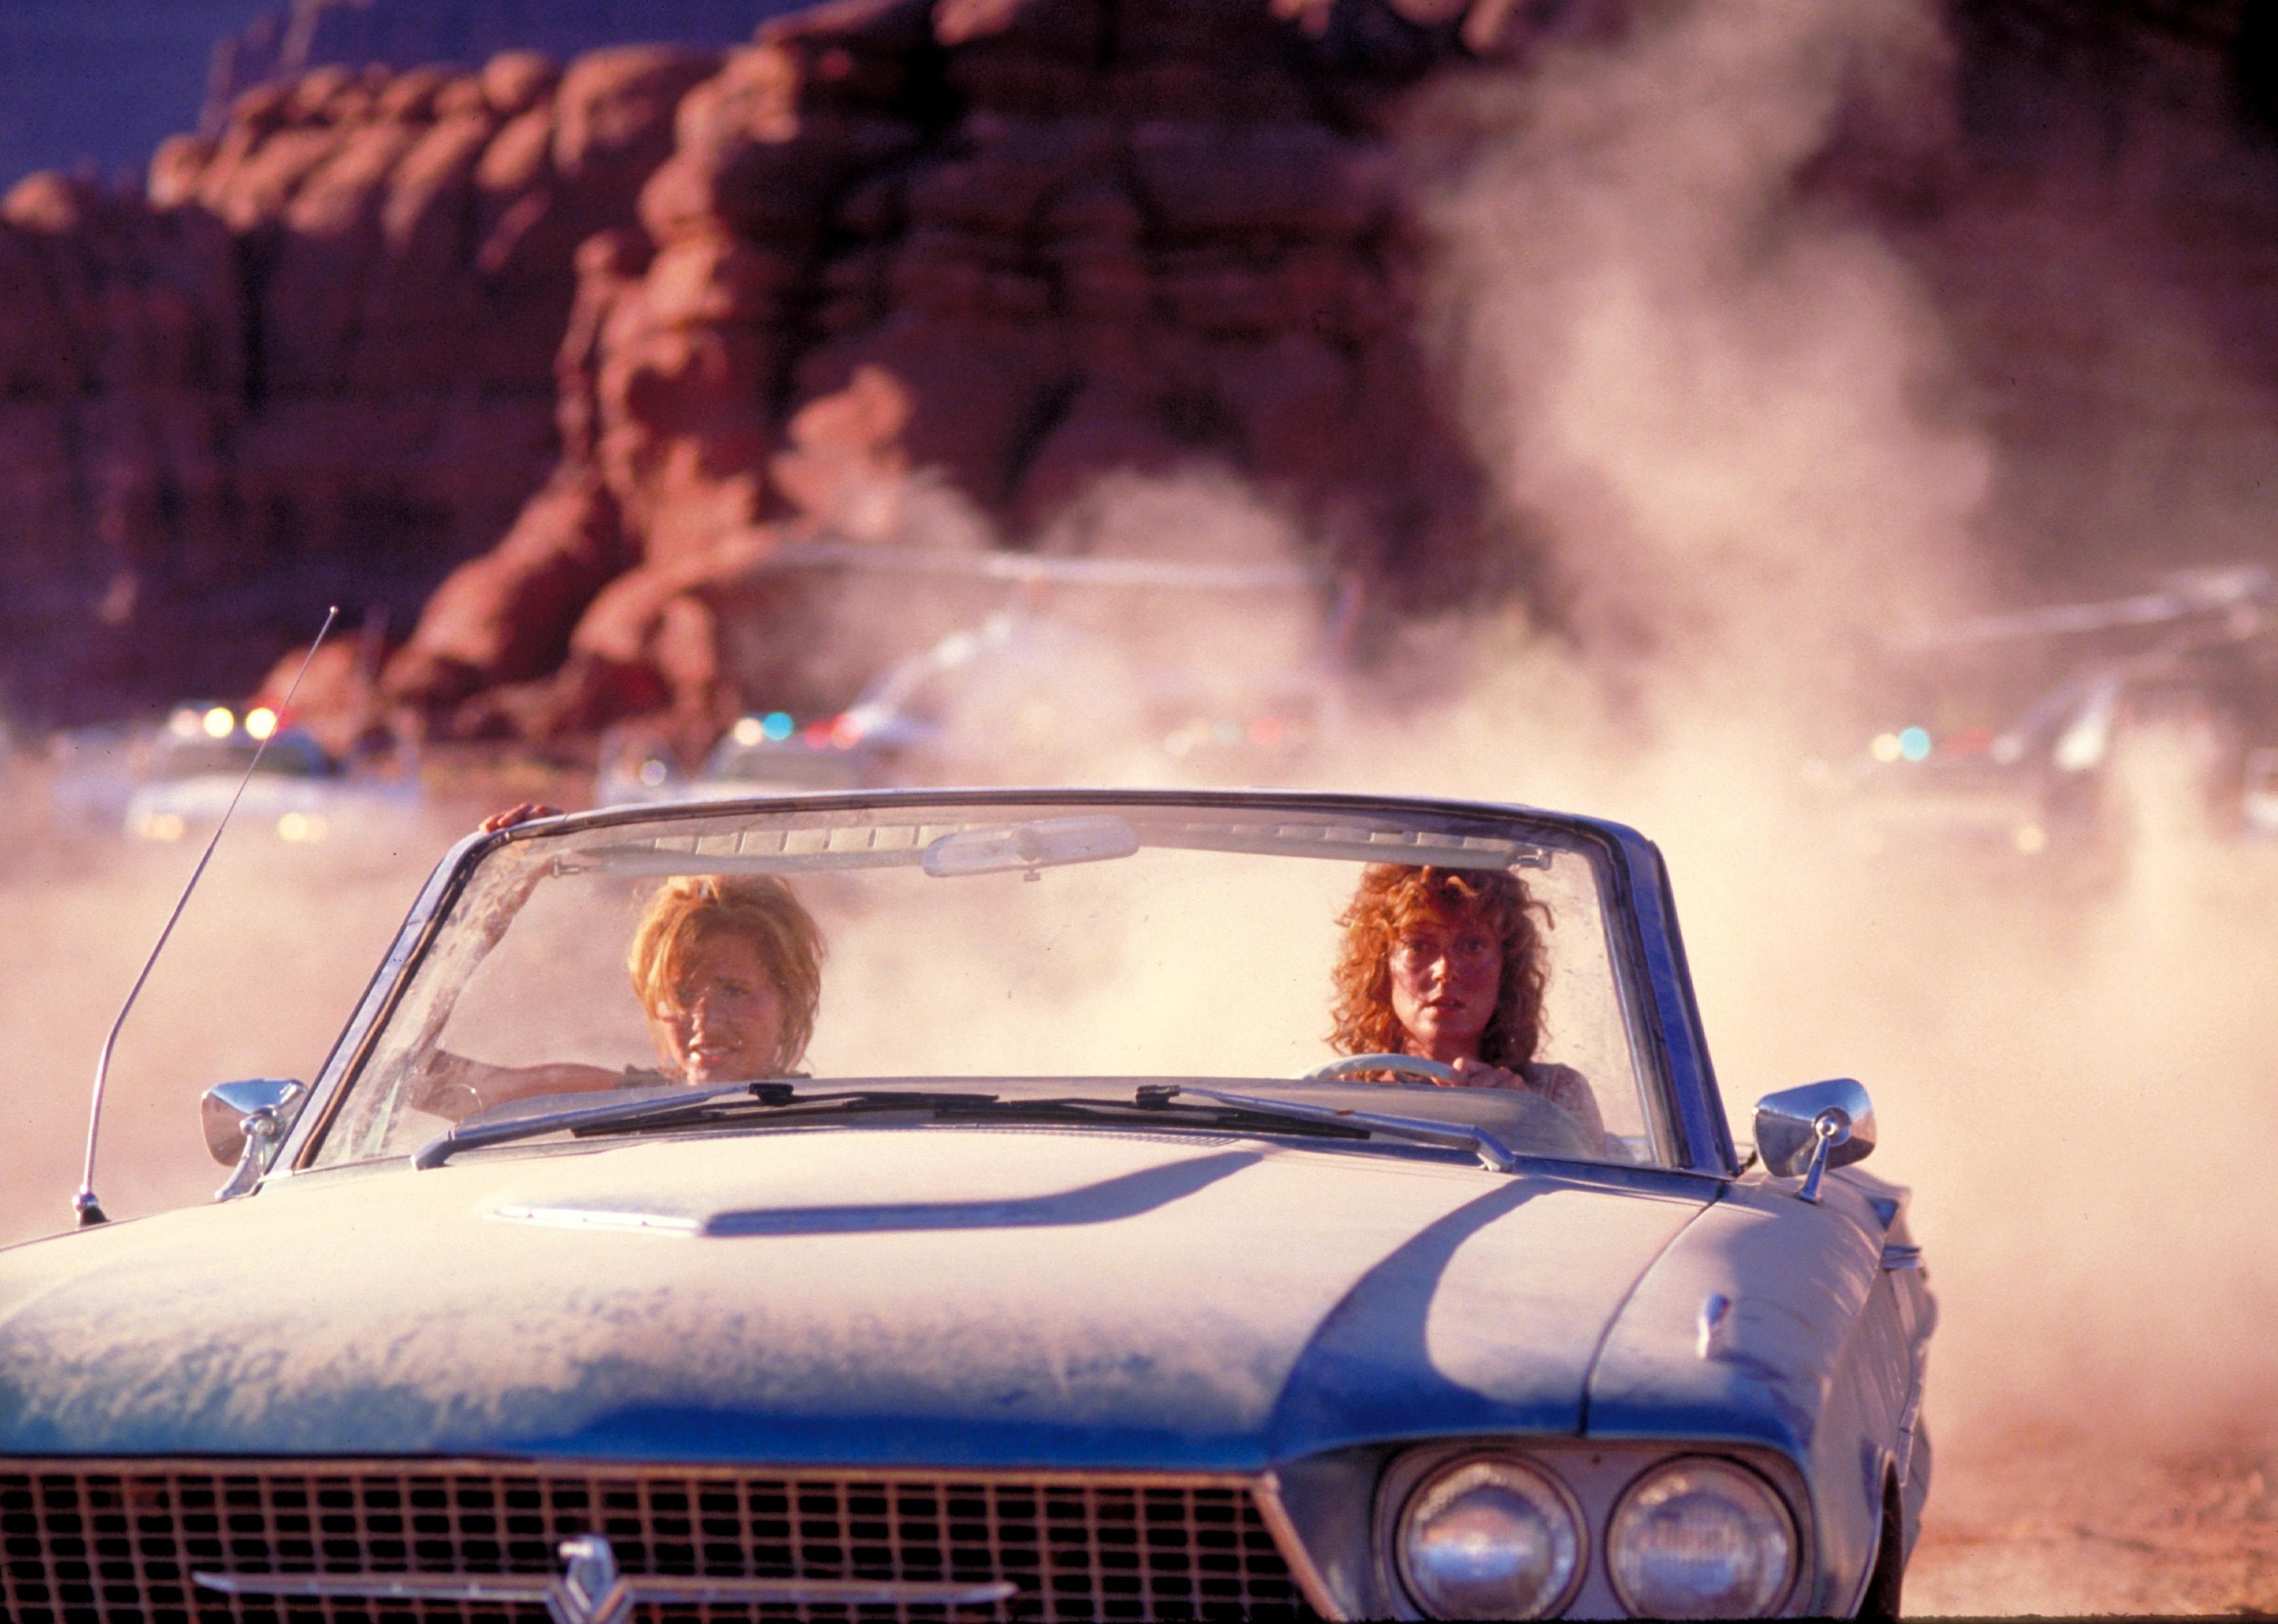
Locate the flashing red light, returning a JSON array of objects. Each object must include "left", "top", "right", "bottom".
[{"left": 828, "top": 714, "right": 863, "bottom": 749}]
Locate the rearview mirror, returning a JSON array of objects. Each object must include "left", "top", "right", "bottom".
[
  {"left": 1752, "top": 1078, "right": 1875, "bottom": 1202},
  {"left": 201, "top": 1078, "right": 307, "bottom": 1166},
  {"left": 922, "top": 817, "right": 1139, "bottom": 877}
]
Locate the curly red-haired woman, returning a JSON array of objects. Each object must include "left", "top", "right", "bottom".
[{"left": 1329, "top": 864, "right": 1606, "bottom": 1145}]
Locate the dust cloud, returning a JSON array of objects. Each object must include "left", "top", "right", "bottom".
[
  {"left": 0, "top": 815, "right": 458, "bottom": 1242},
  {"left": 1348, "top": 0, "right": 2278, "bottom": 1610},
  {"left": 1381, "top": 0, "right": 2278, "bottom": 1448},
  {"left": 1411, "top": 0, "right": 1986, "bottom": 688}
]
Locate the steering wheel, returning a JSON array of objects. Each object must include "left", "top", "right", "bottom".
[{"left": 1302, "top": 1053, "right": 1463, "bottom": 1086}]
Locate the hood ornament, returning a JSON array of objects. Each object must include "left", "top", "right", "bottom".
[
  {"left": 550, "top": 1535, "right": 634, "bottom": 1624},
  {"left": 196, "top": 1534, "right": 1018, "bottom": 1619}
]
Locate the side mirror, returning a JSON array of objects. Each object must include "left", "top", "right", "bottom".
[
  {"left": 201, "top": 1079, "right": 307, "bottom": 1200},
  {"left": 1752, "top": 1078, "right": 1875, "bottom": 1202}
]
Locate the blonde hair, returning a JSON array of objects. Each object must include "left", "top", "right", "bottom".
[
  {"left": 627, "top": 874, "right": 826, "bottom": 1075},
  {"left": 1329, "top": 864, "right": 1553, "bottom": 1067}
]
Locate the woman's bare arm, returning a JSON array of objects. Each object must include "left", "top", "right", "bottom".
[
  {"left": 409, "top": 1053, "right": 630, "bottom": 1120},
  {"left": 406, "top": 803, "right": 616, "bottom": 1121}
]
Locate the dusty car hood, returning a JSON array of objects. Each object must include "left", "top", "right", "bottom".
[{"left": 0, "top": 1127, "right": 1708, "bottom": 1468}]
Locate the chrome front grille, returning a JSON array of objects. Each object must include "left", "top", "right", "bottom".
[{"left": 0, "top": 1462, "right": 1313, "bottom": 1623}]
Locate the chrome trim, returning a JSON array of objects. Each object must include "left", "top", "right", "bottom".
[
  {"left": 1753, "top": 1078, "right": 1877, "bottom": 1199},
  {"left": 1796, "top": 1114, "right": 1842, "bottom": 1203},
  {"left": 201, "top": 1078, "right": 307, "bottom": 1164},
  {"left": 1894, "top": 1360, "right": 1928, "bottom": 1490},
  {"left": 5, "top": 1457, "right": 1305, "bottom": 1624},
  {"left": 196, "top": 1534, "right": 1018, "bottom": 1623},
  {"left": 212, "top": 1107, "right": 280, "bottom": 1202},
  {"left": 1254, "top": 1469, "right": 1349, "bottom": 1621},
  {"left": 1880, "top": 1242, "right": 1924, "bottom": 1270},
  {"left": 1696, "top": 1291, "right": 1734, "bottom": 1358}
]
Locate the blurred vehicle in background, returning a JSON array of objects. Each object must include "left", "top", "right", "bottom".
[
  {"left": 599, "top": 705, "right": 885, "bottom": 805},
  {"left": 1815, "top": 564, "right": 2278, "bottom": 874},
  {"left": 47, "top": 700, "right": 426, "bottom": 848},
  {"left": 599, "top": 544, "right": 1354, "bottom": 807},
  {"left": 46, "top": 722, "right": 148, "bottom": 838}
]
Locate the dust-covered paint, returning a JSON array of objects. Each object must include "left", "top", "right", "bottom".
[{"left": 0, "top": 1125, "right": 1710, "bottom": 1467}]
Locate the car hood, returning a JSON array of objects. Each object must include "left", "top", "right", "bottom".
[{"left": 0, "top": 1128, "right": 1708, "bottom": 1469}]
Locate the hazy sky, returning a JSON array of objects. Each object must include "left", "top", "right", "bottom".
[
  {"left": 0, "top": 0, "right": 789, "bottom": 193},
  {"left": 0, "top": 0, "right": 272, "bottom": 189}
]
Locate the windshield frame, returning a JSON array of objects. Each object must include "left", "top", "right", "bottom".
[{"left": 278, "top": 788, "right": 1735, "bottom": 1179}]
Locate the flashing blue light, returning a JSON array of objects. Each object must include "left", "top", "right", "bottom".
[
  {"left": 761, "top": 710, "right": 794, "bottom": 742},
  {"left": 1897, "top": 726, "right": 1932, "bottom": 762}
]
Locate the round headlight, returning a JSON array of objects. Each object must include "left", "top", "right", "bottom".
[
  {"left": 1396, "top": 1456, "right": 1582, "bottom": 1620},
  {"left": 1607, "top": 1457, "right": 1797, "bottom": 1619}
]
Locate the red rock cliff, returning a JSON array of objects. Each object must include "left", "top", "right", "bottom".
[
  {"left": 371, "top": 0, "right": 1537, "bottom": 743},
  {"left": 0, "top": 43, "right": 713, "bottom": 718}
]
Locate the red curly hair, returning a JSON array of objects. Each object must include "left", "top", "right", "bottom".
[{"left": 1329, "top": 864, "right": 1553, "bottom": 1067}]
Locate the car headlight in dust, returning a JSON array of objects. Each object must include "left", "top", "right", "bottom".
[
  {"left": 1606, "top": 1456, "right": 1797, "bottom": 1619},
  {"left": 1396, "top": 1455, "right": 1583, "bottom": 1619}
]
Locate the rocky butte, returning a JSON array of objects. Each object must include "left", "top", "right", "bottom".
[
  {"left": 0, "top": 39, "right": 717, "bottom": 718},
  {"left": 1, "top": 0, "right": 1541, "bottom": 737},
  {"left": 368, "top": 0, "right": 1543, "bottom": 746}
]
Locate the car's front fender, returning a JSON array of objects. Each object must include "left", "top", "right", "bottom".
[{"left": 1584, "top": 1166, "right": 1925, "bottom": 1615}]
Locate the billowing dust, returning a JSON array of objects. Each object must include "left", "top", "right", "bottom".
[
  {"left": 5, "top": 0, "right": 2277, "bottom": 1614},
  {"left": 1368, "top": 0, "right": 2278, "bottom": 1611}
]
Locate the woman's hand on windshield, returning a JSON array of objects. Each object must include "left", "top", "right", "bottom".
[{"left": 481, "top": 803, "right": 563, "bottom": 832}]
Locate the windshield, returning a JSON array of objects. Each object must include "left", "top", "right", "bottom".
[{"left": 308, "top": 798, "right": 1675, "bottom": 1170}]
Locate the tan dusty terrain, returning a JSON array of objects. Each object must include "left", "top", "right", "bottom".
[{"left": 1911, "top": 1434, "right": 2278, "bottom": 1616}]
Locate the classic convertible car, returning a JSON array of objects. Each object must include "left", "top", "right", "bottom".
[{"left": 0, "top": 789, "right": 1932, "bottom": 1621}]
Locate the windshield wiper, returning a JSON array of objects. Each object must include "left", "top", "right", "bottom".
[
  {"left": 929, "top": 1094, "right": 1372, "bottom": 1143},
  {"left": 1135, "top": 1084, "right": 1521, "bottom": 1173},
  {"left": 411, "top": 1082, "right": 1001, "bottom": 1169},
  {"left": 411, "top": 1080, "right": 1520, "bottom": 1172},
  {"left": 558, "top": 1091, "right": 1372, "bottom": 1149}
]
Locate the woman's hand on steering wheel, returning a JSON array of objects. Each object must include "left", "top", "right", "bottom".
[
  {"left": 1303, "top": 1054, "right": 1533, "bottom": 1090},
  {"left": 1447, "top": 1056, "right": 1527, "bottom": 1090},
  {"left": 1303, "top": 1053, "right": 1463, "bottom": 1086}
]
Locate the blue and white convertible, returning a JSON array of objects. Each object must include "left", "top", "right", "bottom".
[{"left": 0, "top": 789, "right": 1932, "bottom": 1621}]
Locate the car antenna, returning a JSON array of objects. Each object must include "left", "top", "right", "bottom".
[{"left": 73, "top": 605, "right": 341, "bottom": 1229}]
